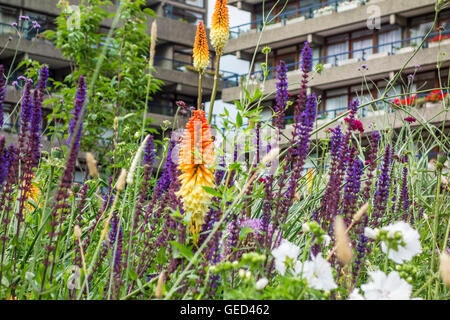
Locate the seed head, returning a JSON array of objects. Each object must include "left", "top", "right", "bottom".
[
  {"left": 85, "top": 152, "right": 99, "bottom": 179},
  {"left": 334, "top": 216, "right": 354, "bottom": 265}
]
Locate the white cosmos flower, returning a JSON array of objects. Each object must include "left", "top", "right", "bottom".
[
  {"left": 271, "top": 239, "right": 300, "bottom": 275},
  {"left": 299, "top": 253, "right": 337, "bottom": 291},
  {"left": 358, "top": 271, "right": 412, "bottom": 300},
  {"left": 322, "top": 234, "right": 331, "bottom": 246},
  {"left": 380, "top": 221, "right": 422, "bottom": 264},
  {"left": 255, "top": 278, "right": 269, "bottom": 290},
  {"left": 364, "top": 227, "right": 379, "bottom": 239},
  {"left": 348, "top": 289, "right": 365, "bottom": 300}
]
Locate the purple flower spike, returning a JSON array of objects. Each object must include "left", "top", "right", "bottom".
[
  {"left": 397, "top": 155, "right": 411, "bottom": 221},
  {"left": 68, "top": 75, "right": 86, "bottom": 146},
  {"left": 372, "top": 144, "right": 392, "bottom": 227},
  {"left": 296, "top": 41, "right": 313, "bottom": 125},
  {"left": 43, "top": 74, "right": 87, "bottom": 278},
  {"left": 342, "top": 157, "right": 363, "bottom": 225},
  {"left": 274, "top": 60, "right": 288, "bottom": 130},
  {"left": 0, "top": 136, "right": 7, "bottom": 186},
  {"left": 301, "top": 42, "right": 313, "bottom": 74},
  {"left": 0, "top": 65, "right": 6, "bottom": 128},
  {"left": 29, "top": 65, "right": 49, "bottom": 165},
  {"left": 10, "top": 22, "right": 18, "bottom": 28},
  {"left": 143, "top": 134, "right": 155, "bottom": 167}
]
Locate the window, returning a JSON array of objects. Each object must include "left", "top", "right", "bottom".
[
  {"left": 326, "top": 34, "right": 349, "bottom": 65},
  {"left": 353, "top": 38, "right": 373, "bottom": 60},
  {"left": 410, "top": 14, "right": 434, "bottom": 46},
  {"left": 275, "top": 53, "right": 296, "bottom": 72},
  {"left": 0, "top": 6, "right": 18, "bottom": 35},
  {"left": 325, "top": 88, "right": 348, "bottom": 118},
  {"left": 1, "top": 109, "right": 12, "bottom": 131},
  {"left": 351, "top": 86, "right": 375, "bottom": 116},
  {"left": 327, "top": 42, "right": 348, "bottom": 64},
  {"left": 23, "top": 11, "right": 56, "bottom": 40},
  {"left": 163, "top": 5, "right": 204, "bottom": 25},
  {"left": 178, "top": 0, "right": 205, "bottom": 9},
  {"left": 174, "top": 46, "right": 193, "bottom": 66},
  {"left": 378, "top": 27, "right": 401, "bottom": 54},
  {"left": 412, "top": 71, "right": 436, "bottom": 93},
  {"left": 282, "top": 2, "right": 299, "bottom": 20}
]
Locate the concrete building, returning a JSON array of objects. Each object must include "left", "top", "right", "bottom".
[
  {"left": 221, "top": 0, "right": 449, "bottom": 146},
  {"left": 0, "top": 0, "right": 236, "bottom": 178},
  {"left": 0, "top": 0, "right": 235, "bottom": 136}
]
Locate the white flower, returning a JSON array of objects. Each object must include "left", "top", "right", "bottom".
[
  {"left": 255, "top": 278, "right": 269, "bottom": 290},
  {"left": 271, "top": 239, "right": 300, "bottom": 275},
  {"left": 300, "top": 253, "right": 337, "bottom": 291},
  {"left": 380, "top": 221, "right": 422, "bottom": 264},
  {"left": 348, "top": 289, "right": 365, "bottom": 300},
  {"left": 359, "top": 271, "right": 412, "bottom": 300},
  {"left": 302, "top": 223, "right": 310, "bottom": 232},
  {"left": 364, "top": 227, "right": 379, "bottom": 239},
  {"left": 322, "top": 234, "right": 331, "bottom": 246}
]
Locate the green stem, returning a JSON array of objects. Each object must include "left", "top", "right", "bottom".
[
  {"left": 384, "top": 248, "right": 390, "bottom": 273},
  {"left": 197, "top": 72, "right": 203, "bottom": 110},
  {"left": 208, "top": 55, "right": 221, "bottom": 123},
  {"left": 430, "top": 167, "right": 442, "bottom": 299}
]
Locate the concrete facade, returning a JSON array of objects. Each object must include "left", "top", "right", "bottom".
[{"left": 0, "top": 0, "right": 223, "bottom": 127}]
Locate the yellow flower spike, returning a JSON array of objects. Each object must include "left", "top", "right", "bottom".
[
  {"left": 294, "top": 168, "right": 314, "bottom": 201},
  {"left": 211, "top": 0, "right": 229, "bottom": 55},
  {"left": 306, "top": 168, "right": 314, "bottom": 193},
  {"left": 193, "top": 21, "right": 209, "bottom": 73},
  {"left": 176, "top": 110, "right": 215, "bottom": 243}
]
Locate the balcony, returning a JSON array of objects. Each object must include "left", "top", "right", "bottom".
[
  {"left": 277, "top": 95, "right": 448, "bottom": 146},
  {"left": 221, "top": 30, "right": 450, "bottom": 102},
  {"left": 154, "top": 56, "right": 239, "bottom": 95},
  {"left": 229, "top": 0, "right": 366, "bottom": 39},
  {"left": 224, "top": 30, "right": 450, "bottom": 87},
  {"left": 224, "top": 0, "right": 436, "bottom": 55}
]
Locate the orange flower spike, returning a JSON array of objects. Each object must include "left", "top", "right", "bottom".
[
  {"left": 193, "top": 21, "right": 209, "bottom": 73},
  {"left": 176, "top": 110, "right": 215, "bottom": 242},
  {"left": 211, "top": 0, "right": 229, "bottom": 55},
  {"left": 306, "top": 168, "right": 314, "bottom": 193}
]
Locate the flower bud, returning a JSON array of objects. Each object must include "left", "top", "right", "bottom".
[
  {"left": 255, "top": 278, "right": 268, "bottom": 290},
  {"left": 116, "top": 168, "right": 127, "bottom": 191},
  {"left": 74, "top": 225, "right": 82, "bottom": 240}
]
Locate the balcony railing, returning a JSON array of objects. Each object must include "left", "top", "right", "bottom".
[
  {"left": 0, "top": 22, "right": 53, "bottom": 42},
  {"left": 223, "top": 30, "right": 450, "bottom": 88},
  {"left": 229, "top": 0, "right": 367, "bottom": 38},
  {"left": 154, "top": 56, "right": 239, "bottom": 82}
]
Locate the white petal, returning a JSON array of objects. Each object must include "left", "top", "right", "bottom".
[
  {"left": 364, "top": 227, "right": 379, "bottom": 239},
  {"left": 348, "top": 289, "right": 365, "bottom": 300}
]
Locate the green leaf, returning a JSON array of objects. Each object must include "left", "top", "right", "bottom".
[
  {"left": 201, "top": 186, "right": 221, "bottom": 198},
  {"left": 236, "top": 112, "right": 243, "bottom": 128},
  {"left": 129, "top": 269, "right": 138, "bottom": 281},
  {"left": 156, "top": 246, "right": 167, "bottom": 265},
  {"left": 239, "top": 226, "right": 252, "bottom": 241},
  {"left": 234, "top": 100, "right": 243, "bottom": 111},
  {"left": 169, "top": 241, "right": 194, "bottom": 260}
]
